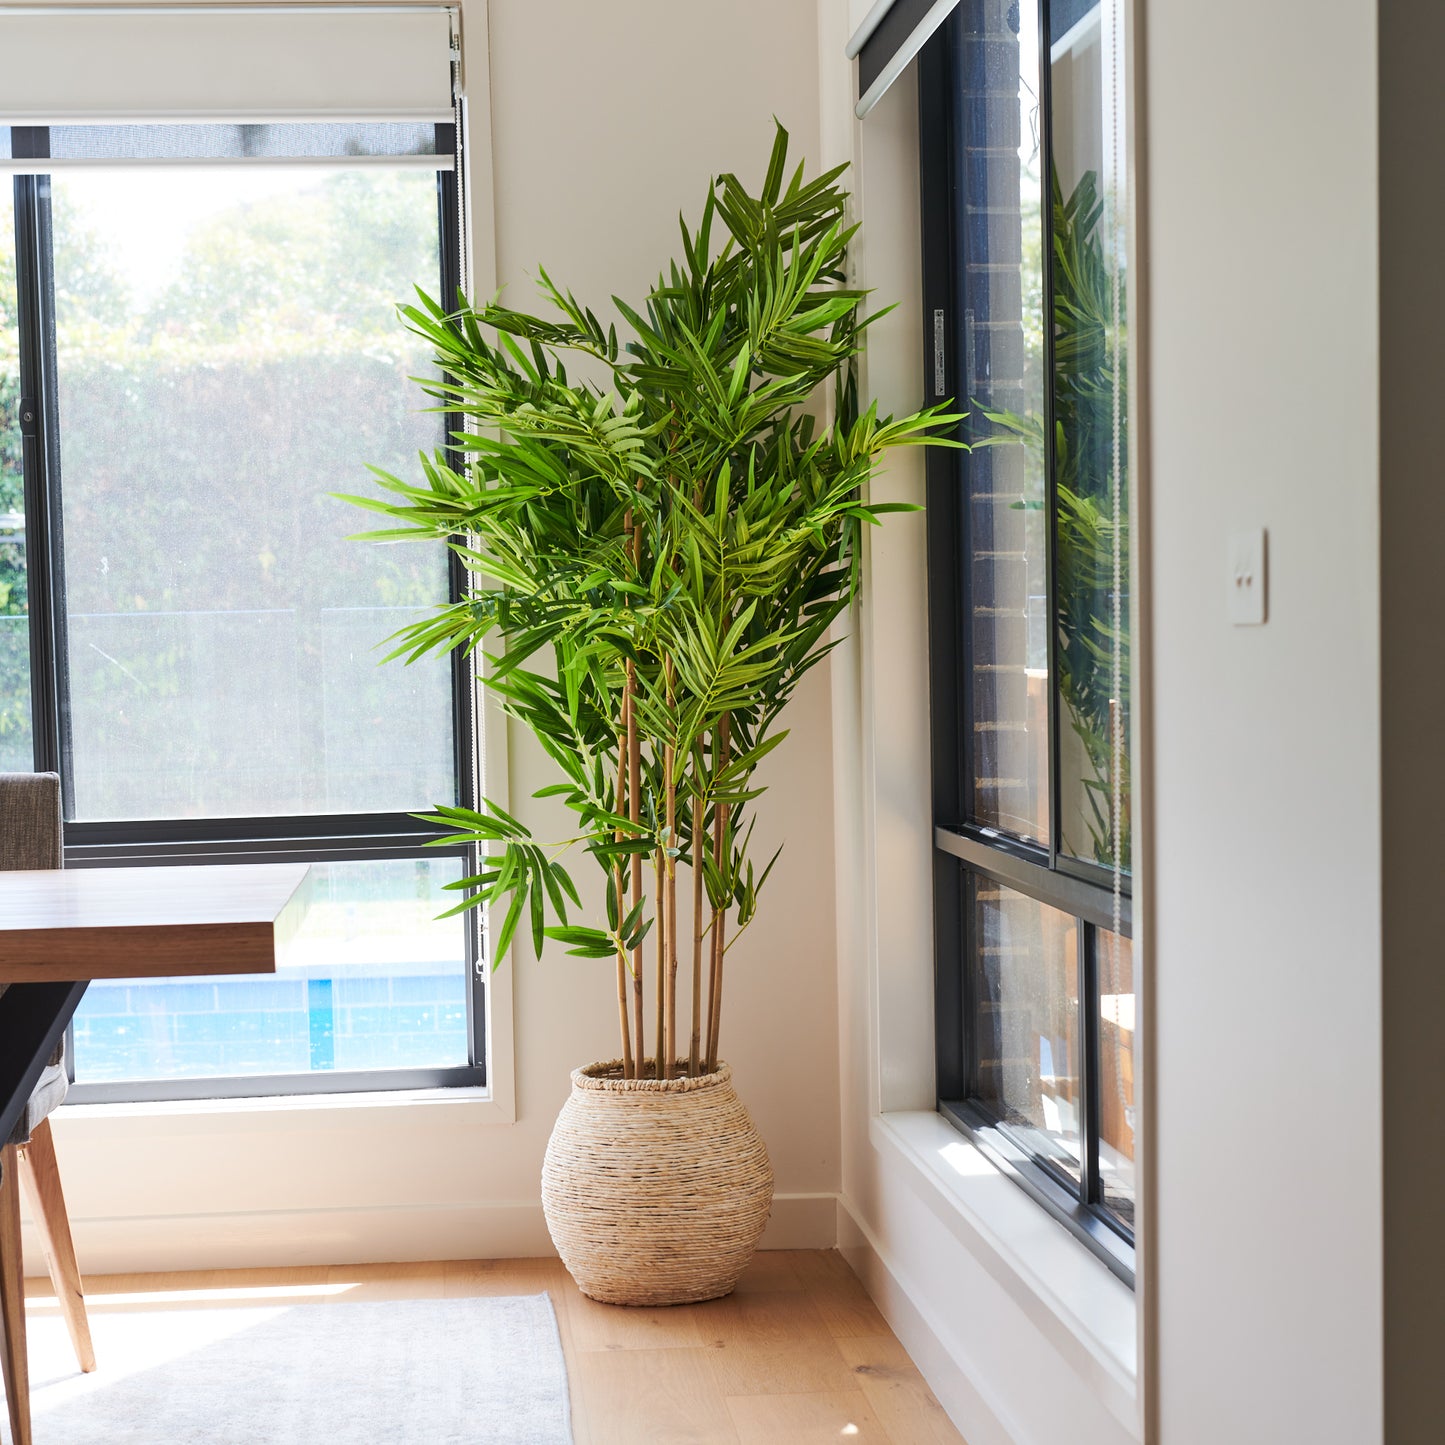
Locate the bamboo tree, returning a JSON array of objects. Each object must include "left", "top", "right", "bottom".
[{"left": 343, "top": 123, "right": 961, "bottom": 1079}]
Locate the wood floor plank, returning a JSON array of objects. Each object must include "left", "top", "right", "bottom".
[
  {"left": 789, "top": 1249, "right": 890, "bottom": 1337},
  {"left": 697, "top": 1290, "right": 858, "bottom": 1398},
  {"left": 564, "top": 1288, "right": 711, "bottom": 1352},
  {"left": 725, "top": 1388, "right": 891, "bottom": 1444},
  {"left": 325, "top": 1261, "right": 445, "bottom": 1301},
  {"left": 27, "top": 1266, "right": 336, "bottom": 1311},
  {"left": 442, "top": 1256, "right": 567, "bottom": 1299},
  {"left": 837, "top": 1333, "right": 969, "bottom": 1444},
  {"left": 728, "top": 1251, "right": 804, "bottom": 1294},
  {"left": 572, "top": 1346, "right": 740, "bottom": 1445}
]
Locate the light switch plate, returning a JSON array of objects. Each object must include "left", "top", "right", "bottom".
[{"left": 1227, "top": 528, "right": 1267, "bottom": 625}]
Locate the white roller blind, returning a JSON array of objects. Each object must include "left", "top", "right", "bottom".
[{"left": 0, "top": 6, "right": 457, "bottom": 126}]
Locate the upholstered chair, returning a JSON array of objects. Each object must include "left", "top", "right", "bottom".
[{"left": 0, "top": 773, "right": 95, "bottom": 1445}]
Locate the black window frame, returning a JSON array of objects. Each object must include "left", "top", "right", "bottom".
[
  {"left": 919, "top": 9, "right": 1135, "bottom": 1284},
  {"left": 7, "top": 121, "right": 487, "bottom": 1102}
]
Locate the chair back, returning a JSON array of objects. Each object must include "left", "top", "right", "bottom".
[{"left": 0, "top": 771, "right": 63, "bottom": 871}]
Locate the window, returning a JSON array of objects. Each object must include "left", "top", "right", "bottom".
[
  {"left": 1, "top": 174, "right": 30, "bottom": 772},
  {"left": 0, "top": 114, "right": 484, "bottom": 1100},
  {"left": 921, "top": 0, "right": 1134, "bottom": 1279}
]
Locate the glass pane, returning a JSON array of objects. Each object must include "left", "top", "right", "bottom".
[
  {"left": 1096, "top": 924, "right": 1135, "bottom": 1226},
  {"left": 1047, "top": 0, "right": 1131, "bottom": 870},
  {"left": 972, "top": 878, "right": 1081, "bottom": 1185},
  {"left": 956, "top": 1, "right": 1051, "bottom": 845},
  {"left": 48, "top": 165, "right": 456, "bottom": 820},
  {"left": 0, "top": 186, "right": 33, "bottom": 770},
  {"left": 71, "top": 857, "right": 471, "bottom": 1082}
]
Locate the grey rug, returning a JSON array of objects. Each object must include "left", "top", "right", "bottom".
[{"left": 11, "top": 1294, "right": 573, "bottom": 1445}]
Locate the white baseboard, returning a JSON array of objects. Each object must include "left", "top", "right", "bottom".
[
  {"left": 836, "top": 1194, "right": 1019, "bottom": 1445},
  {"left": 24, "top": 1191, "right": 839, "bottom": 1277}
]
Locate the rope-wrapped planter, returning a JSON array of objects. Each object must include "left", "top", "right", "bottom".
[{"left": 541, "top": 1060, "right": 773, "bottom": 1306}]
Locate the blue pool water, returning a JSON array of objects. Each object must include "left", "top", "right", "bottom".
[{"left": 72, "top": 964, "right": 470, "bottom": 1082}]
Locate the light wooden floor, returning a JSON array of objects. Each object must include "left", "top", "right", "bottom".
[{"left": 23, "top": 1251, "right": 965, "bottom": 1444}]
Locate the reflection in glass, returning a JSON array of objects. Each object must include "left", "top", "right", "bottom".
[
  {"left": 49, "top": 166, "right": 456, "bottom": 820},
  {"left": 1047, "top": 0, "right": 1131, "bottom": 871},
  {"left": 0, "top": 188, "right": 32, "bottom": 771},
  {"left": 972, "top": 879, "right": 1081, "bottom": 1186},
  {"left": 72, "top": 857, "right": 470, "bottom": 1082},
  {"left": 956, "top": 0, "right": 1050, "bottom": 845},
  {"left": 1096, "top": 924, "right": 1135, "bottom": 1226}
]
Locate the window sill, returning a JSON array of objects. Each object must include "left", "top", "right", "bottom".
[
  {"left": 871, "top": 1109, "right": 1139, "bottom": 1436},
  {"left": 53, "top": 1085, "right": 514, "bottom": 1136}
]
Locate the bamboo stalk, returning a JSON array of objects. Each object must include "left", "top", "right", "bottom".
[
  {"left": 626, "top": 672, "right": 644, "bottom": 1078},
  {"left": 662, "top": 732, "right": 678, "bottom": 1080},
  {"left": 688, "top": 785, "right": 705, "bottom": 1078},
  {"left": 654, "top": 847, "right": 666, "bottom": 1080},
  {"left": 613, "top": 709, "right": 634, "bottom": 1081},
  {"left": 705, "top": 897, "right": 727, "bottom": 1075},
  {"left": 705, "top": 714, "right": 731, "bottom": 1073},
  {"left": 613, "top": 864, "right": 633, "bottom": 1081},
  {"left": 627, "top": 507, "right": 645, "bottom": 1077}
]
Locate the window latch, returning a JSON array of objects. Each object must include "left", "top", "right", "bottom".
[{"left": 18, "top": 397, "right": 38, "bottom": 438}]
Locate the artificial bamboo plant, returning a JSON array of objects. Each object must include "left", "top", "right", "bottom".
[{"left": 345, "top": 124, "right": 957, "bottom": 1080}]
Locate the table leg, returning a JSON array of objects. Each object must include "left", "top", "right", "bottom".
[{"left": 0, "top": 1145, "right": 31, "bottom": 1445}]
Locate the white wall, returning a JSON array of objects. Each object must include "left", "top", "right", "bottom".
[
  {"left": 32, "top": 0, "right": 843, "bottom": 1274},
  {"left": 823, "top": 1, "right": 1388, "bottom": 1444},
  {"left": 1145, "top": 1, "right": 1382, "bottom": 1440}
]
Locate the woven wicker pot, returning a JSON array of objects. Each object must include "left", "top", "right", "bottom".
[{"left": 541, "top": 1060, "right": 773, "bottom": 1306}]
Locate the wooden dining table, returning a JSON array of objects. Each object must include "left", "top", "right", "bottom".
[
  {"left": 0, "top": 862, "right": 311, "bottom": 1143},
  {"left": 0, "top": 861, "right": 311, "bottom": 1445}
]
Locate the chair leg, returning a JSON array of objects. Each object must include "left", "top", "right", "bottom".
[
  {"left": 0, "top": 1144, "right": 31, "bottom": 1445},
  {"left": 16, "top": 1119, "right": 94, "bottom": 1374}
]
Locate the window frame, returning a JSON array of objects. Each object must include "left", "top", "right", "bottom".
[
  {"left": 919, "top": 8, "right": 1135, "bottom": 1284},
  {"left": 7, "top": 121, "right": 487, "bottom": 1102}
]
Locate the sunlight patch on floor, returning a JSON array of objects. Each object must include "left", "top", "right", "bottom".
[{"left": 27, "top": 1281, "right": 359, "bottom": 1310}]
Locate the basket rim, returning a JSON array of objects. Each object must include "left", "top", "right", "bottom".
[{"left": 571, "top": 1059, "right": 733, "bottom": 1093}]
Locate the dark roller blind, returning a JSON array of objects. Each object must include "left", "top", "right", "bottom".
[{"left": 852, "top": 0, "right": 964, "bottom": 116}]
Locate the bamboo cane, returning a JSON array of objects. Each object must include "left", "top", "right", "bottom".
[
  {"left": 613, "top": 709, "right": 634, "bottom": 1080},
  {"left": 705, "top": 714, "right": 731, "bottom": 1073},
  {"left": 688, "top": 784, "right": 705, "bottom": 1077},
  {"left": 613, "top": 868, "right": 633, "bottom": 1080},
  {"left": 628, "top": 508, "right": 645, "bottom": 1076},
  {"left": 654, "top": 847, "right": 666, "bottom": 1080},
  {"left": 626, "top": 672, "right": 643, "bottom": 1077},
  {"left": 662, "top": 731, "right": 678, "bottom": 1080}
]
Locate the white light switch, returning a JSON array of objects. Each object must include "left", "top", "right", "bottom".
[{"left": 1227, "top": 528, "right": 1268, "bottom": 625}]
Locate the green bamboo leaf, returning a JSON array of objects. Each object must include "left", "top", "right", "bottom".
[{"left": 493, "top": 884, "right": 528, "bottom": 962}]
